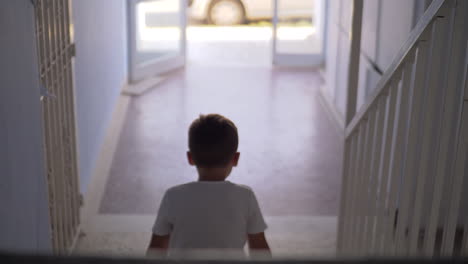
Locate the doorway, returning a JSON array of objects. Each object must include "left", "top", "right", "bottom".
[
  {"left": 128, "top": 0, "right": 327, "bottom": 81},
  {"left": 127, "top": 0, "right": 187, "bottom": 83}
]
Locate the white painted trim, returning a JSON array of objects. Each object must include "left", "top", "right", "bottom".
[
  {"left": 344, "top": 0, "right": 363, "bottom": 125},
  {"left": 132, "top": 56, "right": 185, "bottom": 83},
  {"left": 318, "top": 84, "right": 345, "bottom": 133},
  {"left": 81, "top": 92, "right": 131, "bottom": 223},
  {"left": 271, "top": 0, "right": 278, "bottom": 64},
  {"left": 122, "top": 76, "right": 167, "bottom": 96},
  {"left": 273, "top": 54, "right": 323, "bottom": 67},
  {"left": 318, "top": 67, "right": 326, "bottom": 81}
]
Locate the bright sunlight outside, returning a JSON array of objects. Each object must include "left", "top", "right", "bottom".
[{"left": 136, "top": 0, "right": 321, "bottom": 66}]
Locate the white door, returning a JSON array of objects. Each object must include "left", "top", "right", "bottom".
[
  {"left": 272, "top": 0, "right": 326, "bottom": 66},
  {"left": 128, "top": 0, "right": 187, "bottom": 83}
]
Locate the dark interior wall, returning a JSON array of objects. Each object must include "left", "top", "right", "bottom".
[
  {"left": 0, "top": 0, "right": 52, "bottom": 253},
  {"left": 72, "top": 0, "right": 128, "bottom": 194}
]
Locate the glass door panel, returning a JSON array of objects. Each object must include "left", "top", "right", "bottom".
[
  {"left": 272, "top": 0, "right": 325, "bottom": 66},
  {"left": 129, "top": 0, "right": 187, "bottom": 83}
]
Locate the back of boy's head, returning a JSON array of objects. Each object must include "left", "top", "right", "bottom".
[{"left": 188, "top": 114, "right": 238, "bottom": 168}]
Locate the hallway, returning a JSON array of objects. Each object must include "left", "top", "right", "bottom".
[
  {"left": 4, "top": 0, "right": 468, "bottom": 258},
  {"left": 76, "top": 65, "right": 343, "bottom": 257}
]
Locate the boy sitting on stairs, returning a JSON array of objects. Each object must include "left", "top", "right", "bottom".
[{"left": 147, "top": 114, "right": 271, "bottom": 259}]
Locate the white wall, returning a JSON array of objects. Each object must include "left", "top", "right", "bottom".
[
  {"left": 72, "top": 0, "right": 128, "bottom": 194},
  {"left": 375, "top": 0, "right": 415, "bottom": 71},
  {"left": 323, "top": 0, "right": 338, "bottom": 105},
  {"left": 322, "top": 0, "right": 349, "bottom": 123},
  {"left": 356, "top": 0, "right": 416, "bottom": 111},
  {"left": 0, "top": 0, "right": 52, "bottom": 253},
  {"left": 324, "top": 0, "right": 421, "bottom": 120}
]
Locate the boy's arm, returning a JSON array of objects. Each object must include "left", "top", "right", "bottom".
[
  {"left": 146, "top": 234, "right": 170, "bottom": 257},
  {"left": 148, "top": 190, "right": 172, "bottom": 257},
  {"left": 246, "top": 191, "right": 270, "bottom": 257},
  {"left": 248, "top": 232, "right": 271, "bottom": 257}
]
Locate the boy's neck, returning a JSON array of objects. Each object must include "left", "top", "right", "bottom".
[
  {"left": 197, "top": 167, "right": 230, "bottom": 182},
  {"left": 198, "top": 177, "right": 226, "bottom": 182}
]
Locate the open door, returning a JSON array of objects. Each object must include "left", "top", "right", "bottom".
[
  {"left": 272, "top": 0, "right": 326, "bottom": 66},
  {"left": 128, "top": 0, "right": 187, "bottom": 83}
]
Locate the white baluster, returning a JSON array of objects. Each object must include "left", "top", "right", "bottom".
[
  {"left": 399, "top": 35, "right": 431, "bottom": 257},
  {"left": 337, "top": 136, "right": 353, "bottom": 254},
  {"left": 364, "top": 97, "right": 387, "bottom": 255},
  {"left": 410, "top": 16, "right": 450, "bottom": 258},
  {"left": 384, "top": 66, "right": 412, "bottom": 256},
  {"left": 375, "top": 84, "right": 398, "bottom": 255},
  {"left": 424, "top": 0, "right": 468, "bottom": 256},
  {"left": 349, "top": 121, "right": 369, "bottom": 255},
  {"left": 442, "top": 104, "right": 468, "bottom": 255},
  {"left": 342, "top": 133, "right": 359, "bottom": 256},
  {"left": 357, "top": 109, "right": 377, "bottom": 255}
]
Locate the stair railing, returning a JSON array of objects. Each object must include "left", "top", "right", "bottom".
[{"left": 337, "top": 0, "right": 468, "bottom": 257}]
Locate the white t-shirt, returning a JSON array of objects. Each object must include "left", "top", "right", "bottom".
[{"left": 152, "top": 181, "right": 267, "bottom": 255}]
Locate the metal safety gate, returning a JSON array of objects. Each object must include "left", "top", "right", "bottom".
[{"left": 32, "top": 0, "right": 80, "bottom": 254}]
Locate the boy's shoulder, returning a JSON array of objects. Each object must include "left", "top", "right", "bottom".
[
  {"left": 165, "top": 182, "right": 195, "bottom": 193},
  {"left": 232, "top": 183, "right": 254, "bottom": 193},
  {"left": 166, "top": 181, "right": 255, "bottom": 195}
]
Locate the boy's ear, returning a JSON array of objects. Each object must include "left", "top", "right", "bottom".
[
  {"left": 232, "top": 152, "right": 240, "bottom": 166},
  {"left": 187, "top": 151, "right": 196, "bottom": 166}
]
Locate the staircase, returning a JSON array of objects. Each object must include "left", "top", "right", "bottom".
[{"left": 337, "top": 0, "right": 468, "bottom": 257}]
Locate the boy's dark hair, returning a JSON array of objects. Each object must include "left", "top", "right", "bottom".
[{"left": 188, "top": 114, "right": 239, "bottom": 168}]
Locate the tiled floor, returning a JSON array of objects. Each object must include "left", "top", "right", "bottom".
[{"left": 99, "top": 65, "right": 343, "bottom": 216}]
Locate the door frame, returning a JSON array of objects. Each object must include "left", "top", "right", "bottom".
[
  {"left": 127, "top": 0, "right": 187, "bottom": 83},
  {"left": 272, "top": 0, "right": 327, "bottom": 67}
]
